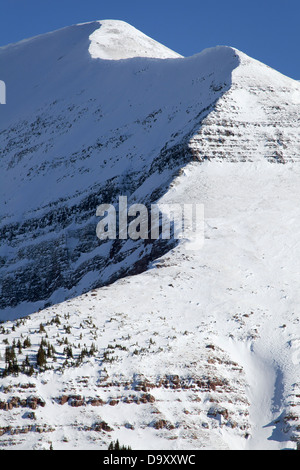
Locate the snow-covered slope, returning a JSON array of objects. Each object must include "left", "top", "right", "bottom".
[
  {"left": 1, "top": 20, "right": 299, "bottom": 321},
  {"left": 88, "top": 20, "right": 182, "bottom": 60},
  {"left": 1, "top": 162, "right": 300, "bottom": 450},
  {"left": 0, "top": 21, "right": 240, "bottom": 319},
  {"left": 1, "top": 20, "right": 300, "bottom": 450},
  {"left": 189, "top": 51, "right": 300, "bottom": 162}
]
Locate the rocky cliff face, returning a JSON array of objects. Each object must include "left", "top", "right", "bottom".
[{"left": 189, "top": 51, "right": 300, "bottom": 163}]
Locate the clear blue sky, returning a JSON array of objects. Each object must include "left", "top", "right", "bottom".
[{"left": 0, "top": 0, "right": 299, "bottom": 79}]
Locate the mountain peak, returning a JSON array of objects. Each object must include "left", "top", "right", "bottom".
[{"left": 88, "top": 20, "right": 182, "bottom": 60}]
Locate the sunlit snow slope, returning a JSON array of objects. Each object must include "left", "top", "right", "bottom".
[{"left": 88, "top": 20, "right": 182, "bottom": 60}]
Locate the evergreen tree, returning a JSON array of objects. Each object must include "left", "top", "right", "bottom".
[
  {"left": 64, "top": 345, "right": 73, "bottom": 359},
  {"left": 3, "top": 346, "right": 19, "bottom": 376},
  {"left": 23, "top": 337, "right": 31, "bottom": 348},
  {"left": 37, "top": 344, "right": 47, "bottom": 368},
  {"left": 89, "top": 343, "right": 97, "bottom": 356},
  {"left": 108, "top": 440, "right": 131, "bottom": 450},
  {"left": 17, "top": 339, "right": 22, "bottom": 354}
]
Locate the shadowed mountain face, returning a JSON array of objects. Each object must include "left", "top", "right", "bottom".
[{"left": 0, "top": 20, "right": 299, "bottom": 320}]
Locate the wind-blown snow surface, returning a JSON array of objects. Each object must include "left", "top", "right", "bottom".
[
  {"left": 1, "top": 20, "right": 300, "bottom": 450},
  {"left": 89, "top": 20, "right": 182, "bottom": 60}
]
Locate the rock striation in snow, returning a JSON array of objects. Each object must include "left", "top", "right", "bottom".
[{"left": 189, "top": 51, "right": 300, "bottom": 163}]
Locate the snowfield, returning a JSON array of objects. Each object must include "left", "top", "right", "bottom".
[
  {"left": 0, "top": 20, "right": 300, "bottom": 450},
  {"left": 88, "top": 20, "right": 183, "bottom": 60}
]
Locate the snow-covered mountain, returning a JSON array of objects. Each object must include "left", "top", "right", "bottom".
[
  {"left": 0, "top": 20, "right": 300, "bottom": 450},
  {"left": 0, "top": 20, "right": 240, "bottom": 320}
]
